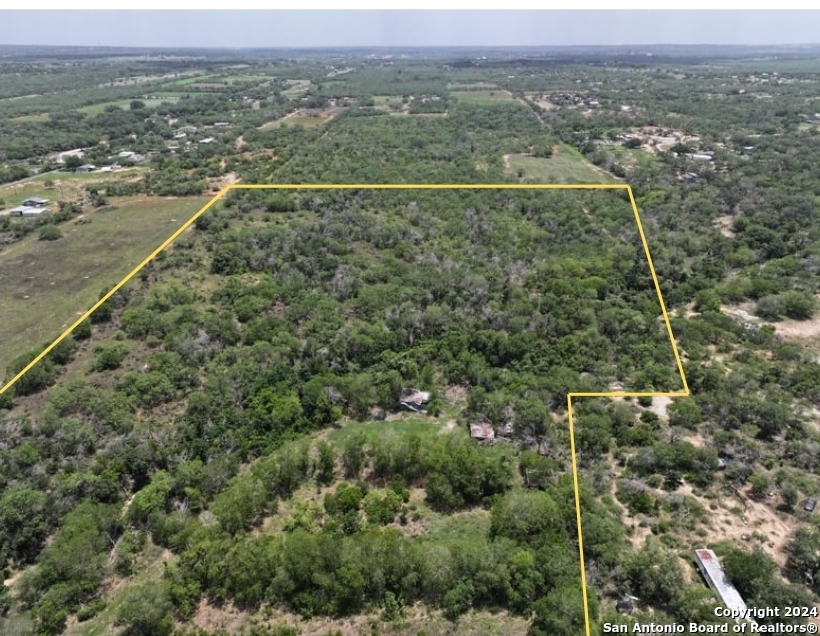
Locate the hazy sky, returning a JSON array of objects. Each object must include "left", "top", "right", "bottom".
[{"left": 2, "top": 10, "right": 820, "bottom": 48}]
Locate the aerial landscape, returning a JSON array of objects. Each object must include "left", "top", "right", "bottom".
[{"left": 4, "top": 9, "right": 820, "bottom": 636}]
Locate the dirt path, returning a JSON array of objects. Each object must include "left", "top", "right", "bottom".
[
  {"left": 723, "top": 302, "right": 820, "bottom": 344},
  {"left": 715, "top": 485, "right": 801, "bottom": 568}
]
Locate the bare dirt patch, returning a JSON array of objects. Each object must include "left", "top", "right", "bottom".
[
  {"left": 647, "top": 396, "right": 672, "bottom": 421},
  {"left": 715, "top": 485, "right": 802, "bottom": 568},
  {"left": 772, "top": 314, "right": 820, "bottom": 342},
  {"left": 714, "top": 215, "right": 736, "bottom": 238},
  {"left": 192, "top": 599, "right": 246, "bottom": 634},
  {"left": 724, "top": 301, "right": 820, "bottom": 344}
]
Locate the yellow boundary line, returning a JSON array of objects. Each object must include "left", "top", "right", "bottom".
[{"left": 0, "top": 183, "right": 689, "bottom": 635}]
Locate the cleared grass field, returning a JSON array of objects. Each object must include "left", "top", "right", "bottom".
[
  {"left": 0, "top": 169, "right": 146, "bottom": 209},
  {"left": 372, "top": 95, "right": 402, "bottom": 107},
  {"left": 507, "top": 145, "right": 618, "bottom": 184},
  {"left": 221, "top": 75, "right": 271, "bottom": 84},
  {"left": 8, "top": 112, "right": 51, "bottom": 123},
  {"left": 77, "top": 97, "right": 179, "bottom": 115},
  {"left": 0, "top": 196, "right": 207, "bottom": 377},
  {"left": 259, "top": 113, "right": 333, "bottom": 130},
  {"left": 450, "top": 89, "right": 514, "bottom": 104},
  {"left": 327, "top": 414, "right": 447, "bottom": 447},
  {"left": 165, "top": 74, "right": 218, "bottom": 86},
  {"left": 446, "top": 82, "right": 499, "bottom": 90},
  {"left": 282, "top": 80, "right": 311, "bottom": 98}
]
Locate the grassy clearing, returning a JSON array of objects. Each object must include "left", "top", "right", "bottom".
[
  {"left": 507, "top": 146, "right": 618, "bottom": 184},
  {"left": 446, "top": 82, "right": 499, "bottom": 90},
  {"left": 327, "top": 414, "right": 448, "bottom": 447},
  {"left": 8, "top": 112, "right": 51, "bottom": 123},
  {"left": 0, "top": 196, "right": 207, "bottom": 377},
  {"left": 450, "top": 90, "right": 514, "bottom": 104},
  {"left": 372, "top": 95, "right": 403, "bottom": 108},
  {"left": 260, "top": 113, "right": 332, "bottom": 130},
  {"left": 166, "top": 74, "right": 218, "bottom": 87},
  {"left": 282, "top": 80, "right": 311, "bottom": 98},
  {"left": 423, "top": 507, "right": 491, "bottom": 545},
  {"left": 0, "top": 169, "right": 146, "bottom": 209},
  {"left": 147, "top": 90, "right": 198, "bottom": 98},
  {"left": 77, "top": 97, "right": 179, "bottom": 116},
  {"left": 221, "top": 75, "right": 271, "bottom": 84}
]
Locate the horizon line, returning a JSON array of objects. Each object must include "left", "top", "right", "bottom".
[{"left": 4, "top": 42, "right": 820, "bottom": 51}]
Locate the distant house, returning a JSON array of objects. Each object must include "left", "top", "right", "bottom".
[
  {"left": 469, "top": 423, "right": 495, "bottom": 442},
  {"left": 118, "top": 150, "right": 135, "bottom": 158},
  {"left": 398, "top": 389, "right": 431, "bottom": 413},
  {"left": 690, "top": 153, "right": 713, "bottom": 162},
  {"left": 214, "top": 122, "right": 230, "bottom": 127},
  {"left": 75, "top": 164, "right": 96, "bottom": 173},
  {"left": 21, "top": 197, "right": 49, "bottom": 207},
  {"left": 198, "top": 137, "right": 215, "bottom": 144}
]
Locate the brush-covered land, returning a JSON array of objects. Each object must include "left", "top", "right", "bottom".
[{"left": 3, "top": 45, "right": 820, "bottom": 636}]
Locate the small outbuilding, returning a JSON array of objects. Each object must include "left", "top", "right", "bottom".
[
  {"left": 469, "top": 423, "right": 495, "bottom": 442},
  {"left": 21, "top": 197, "right": 49, "bottom": 207},
  {"left": 805, "top": 497, "right": 817, "bottom": 513},
  {"left": 10, "top": 206, "right": 49, "bottom": 217},
  {"left": 399, "top": 389, "right": 431, "bottom": 413}
]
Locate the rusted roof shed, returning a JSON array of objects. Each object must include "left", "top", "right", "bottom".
[{"left": 470, "top": 424, "right": 495, "bottom": 441}]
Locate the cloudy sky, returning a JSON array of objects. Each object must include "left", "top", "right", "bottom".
[{"left": 2, "top": 10, "right": 819, "bottom": 48}]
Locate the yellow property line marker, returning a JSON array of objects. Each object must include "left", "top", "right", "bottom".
[{"left": 0, "top": 183, "right": 689, "bottom": 635}]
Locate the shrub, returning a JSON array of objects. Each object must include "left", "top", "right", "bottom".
[{"left": 38, "top": 224, "right": 61, "bottom": 241}]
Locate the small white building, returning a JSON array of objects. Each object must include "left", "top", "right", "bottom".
[{"left": 10, "top": 206, "right": 49, "bottom": 217}]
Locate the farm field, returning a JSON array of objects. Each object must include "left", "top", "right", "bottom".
[
  {"left": 0, "top": 196, "right": 207, "bottom": 376},
  {"left": 506, "top": 146, "right": 618, "bottom": 183},
  {"left": 77, "top": 97, "right": 179, "bottom": 115},
  {"left": 0, "top": 168, "right": 147, "bottom": 209},
  {"left": 8, "top": 112, "right": 51, "bottom": 123},
  {"left": 450, "top": 89, "right": 515, "bottom": 104}
]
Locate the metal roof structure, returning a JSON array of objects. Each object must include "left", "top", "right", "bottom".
[
  {"left": 694, "top": 549, "right": 756, "bottom": 626},
  {"left": 9, "top": 206, "right": 49, "bottom": 216}
]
